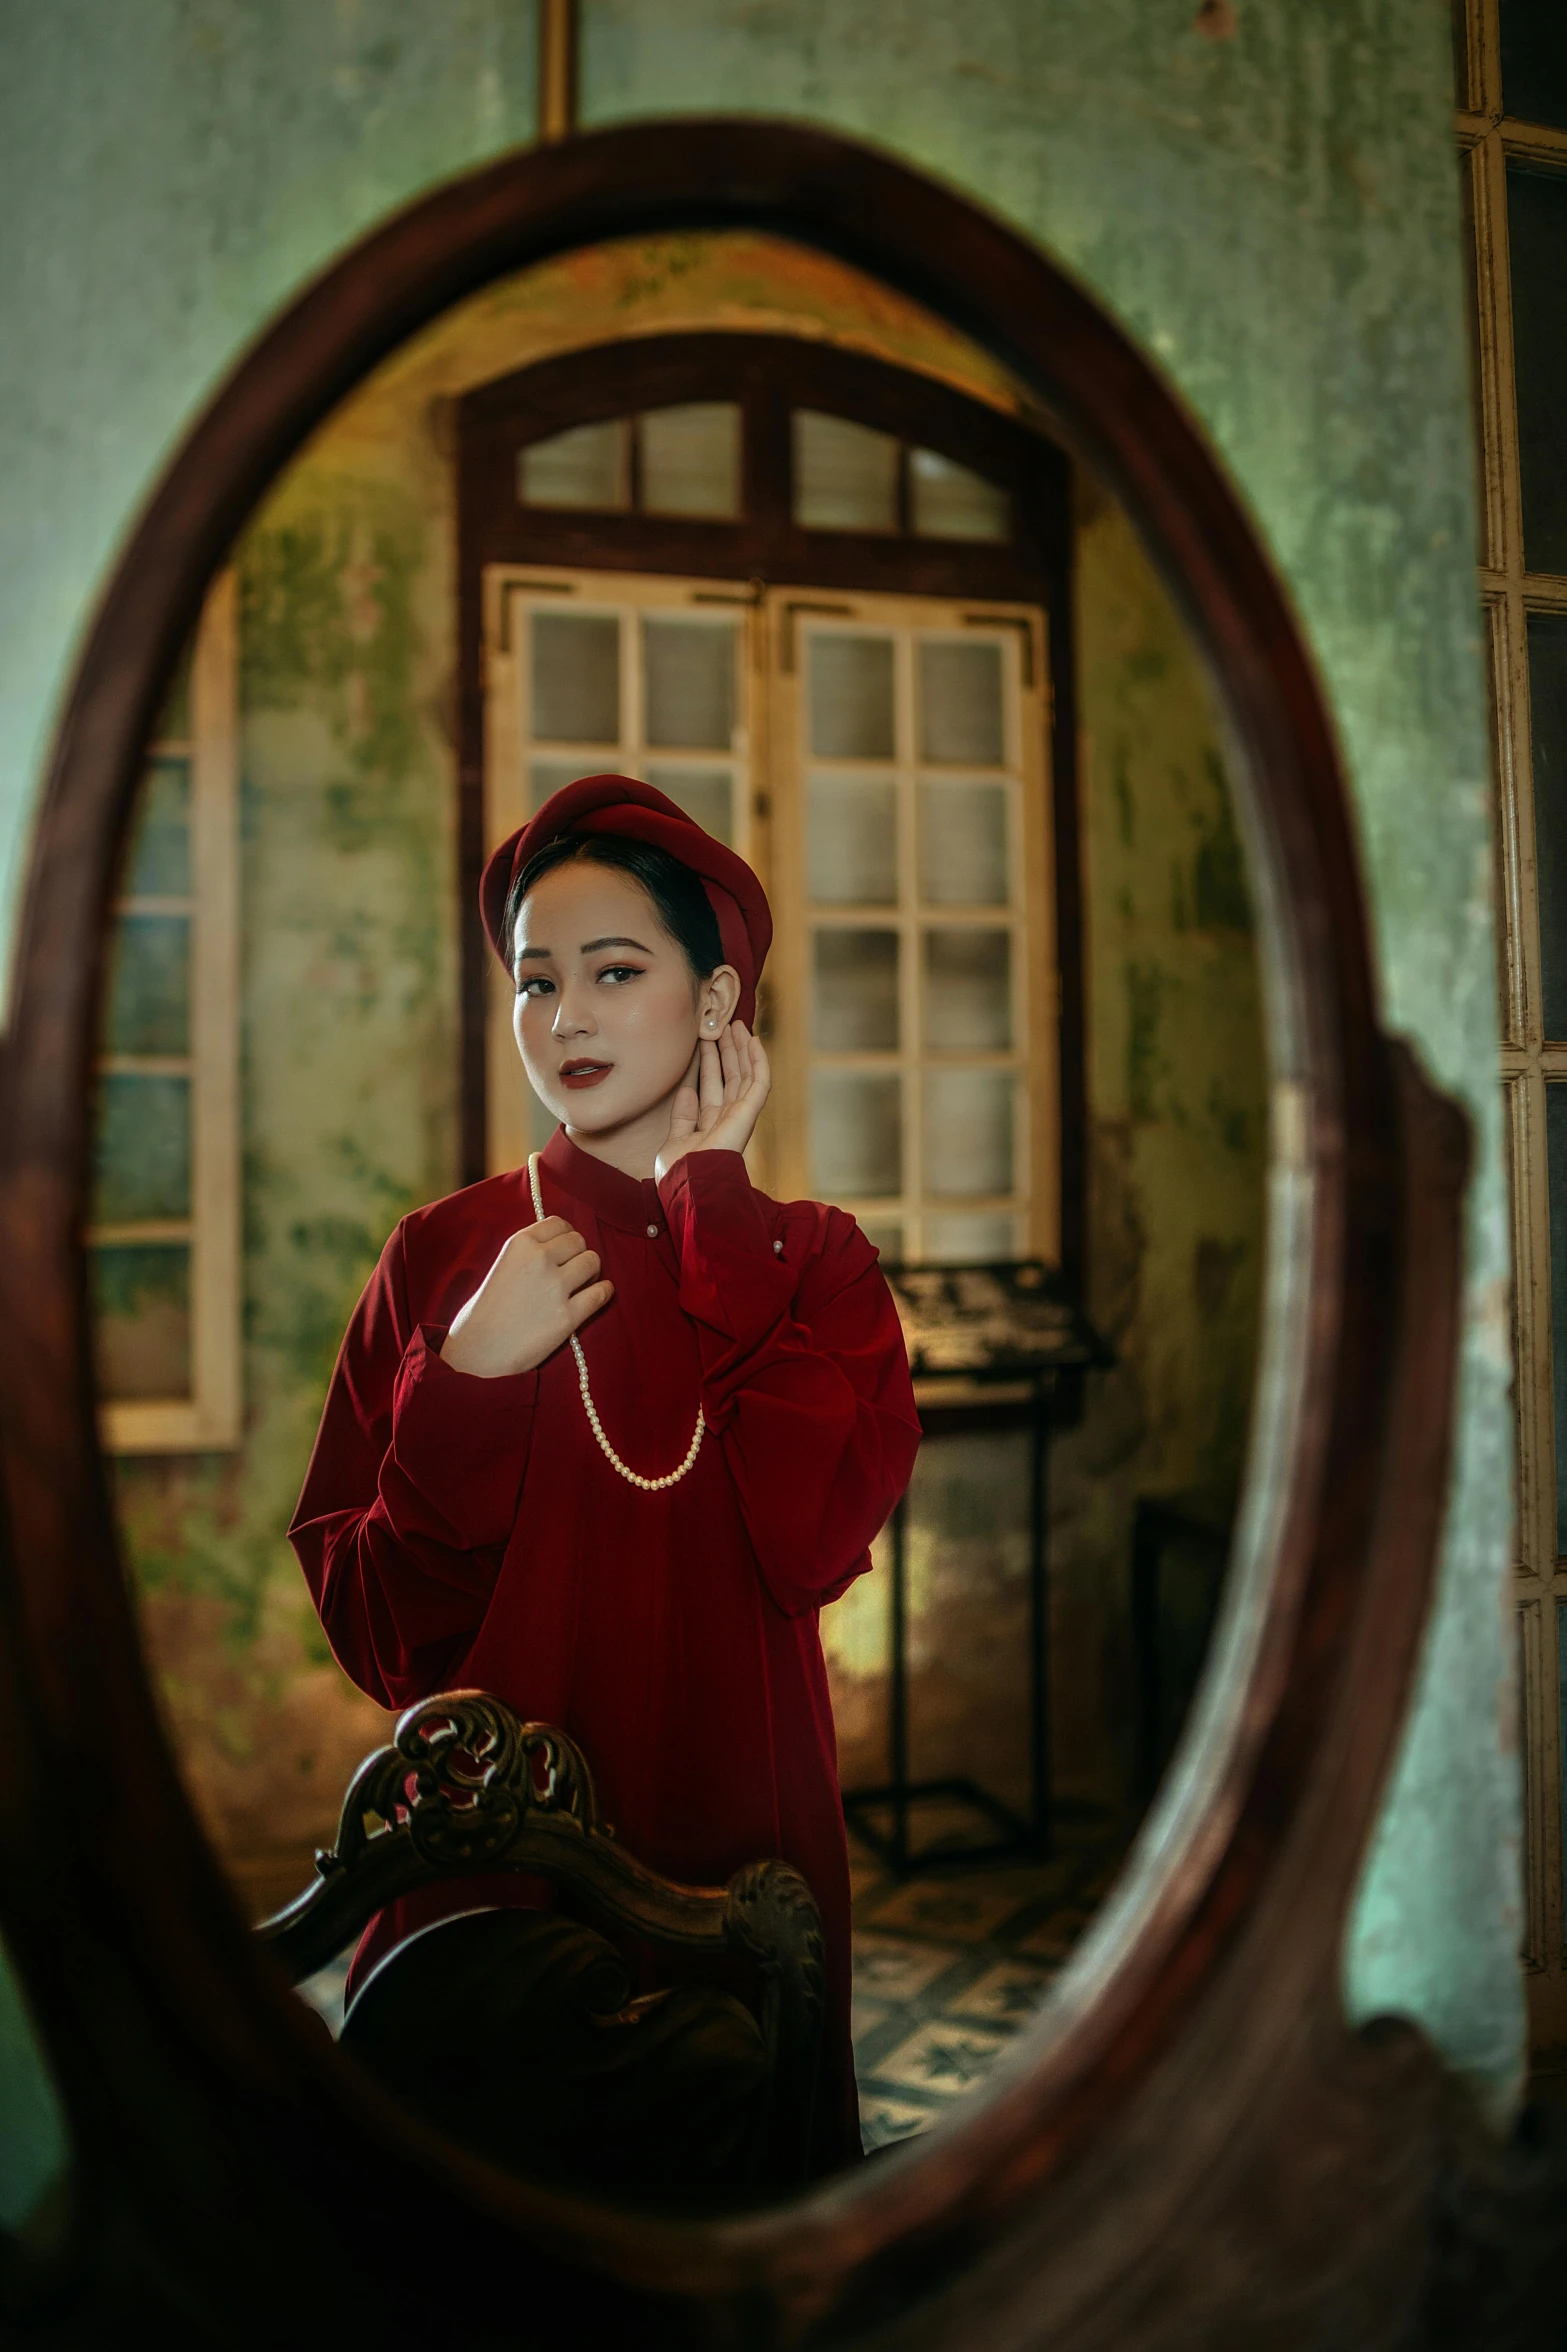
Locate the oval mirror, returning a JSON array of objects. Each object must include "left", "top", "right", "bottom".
[{"left": 0, "top": 123, "right": 1463, "bottom": 2343}]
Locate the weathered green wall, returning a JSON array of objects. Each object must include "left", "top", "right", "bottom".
[{"left": 0, "top": 0, "right": 1513, "bottom": 2228}]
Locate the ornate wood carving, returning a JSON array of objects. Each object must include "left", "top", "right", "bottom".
[
  {"left": 259, "top": 1694, "right": 824, "bottom": 2196},
  {"left": 0, "top": 120, "right": 1506, "bottom": 2345}
]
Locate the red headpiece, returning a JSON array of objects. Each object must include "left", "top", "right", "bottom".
[{"left": 479, "top": 774, "right": 772, "bottom": 1026}]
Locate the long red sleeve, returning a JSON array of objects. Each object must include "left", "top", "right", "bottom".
[
  {"left": 289, "top": 1226, "right": 539, "bottom": 1707},
  {"left": 657, "top": 1150, "right": 919, "bottom": 1615}
]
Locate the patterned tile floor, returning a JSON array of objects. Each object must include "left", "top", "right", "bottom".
[{"left": 850, "top": 1809, "right": 1134, "bottom": 2153}]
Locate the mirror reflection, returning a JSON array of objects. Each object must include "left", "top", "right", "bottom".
[{"left": 94, "top": 232, "right": 1267, "bottom": 2200}]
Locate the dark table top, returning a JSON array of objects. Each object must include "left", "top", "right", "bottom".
[{"left": 882, "top": 1260, "right": 1110, "bottom": 1386}]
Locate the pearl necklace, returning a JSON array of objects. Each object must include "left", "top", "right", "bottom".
[{"left": 527, "top": 1152, "right": 706, "bottom": 1493}]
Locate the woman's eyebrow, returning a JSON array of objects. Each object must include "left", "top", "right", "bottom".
[
  {"left": 582, "top": 935, "right": 653, "bottom": 953},
  {"left": 514, "top": 943, "right": 550, "bottom": 961}
]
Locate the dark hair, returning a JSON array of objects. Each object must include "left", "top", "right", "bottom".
[{"left": 503, "top": 831, "right": 723, "bottom": 986}]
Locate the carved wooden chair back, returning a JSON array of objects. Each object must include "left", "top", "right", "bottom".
[{"left": 255, "top": 1691, "right": 825, "bottom": 2193}]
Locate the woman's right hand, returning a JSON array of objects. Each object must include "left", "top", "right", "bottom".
[{"left": 440, "top": 1217, "right": 612, "bottom": 1378}]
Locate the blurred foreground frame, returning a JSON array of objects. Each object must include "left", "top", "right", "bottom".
[{"left": 0, "top": 119, "right": 1547, "bottom": 2349}]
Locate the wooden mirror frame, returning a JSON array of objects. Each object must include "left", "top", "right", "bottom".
[{"left": 0, "top": 121, "right": 1473, "bottom": 2346}]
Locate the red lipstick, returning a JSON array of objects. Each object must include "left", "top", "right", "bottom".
[{"left": 560, "top": 1058, "right": 613, "bottom": 1090}]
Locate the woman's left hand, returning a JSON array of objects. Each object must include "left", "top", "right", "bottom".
[{"left": 656, "top": 1020, "right": 772, "bottom": 1182}]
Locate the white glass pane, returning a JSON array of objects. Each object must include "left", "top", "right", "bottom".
[
  {"left": 808, "top": 775, "right": 898, "bottom": 904},
  {"left": 923, "top": 1211, "right": 1017, "bottom": 1264},
  {"left": 909, "top": 449, "right": 1010, "bottom": 542},
  {"left": 808, "top": 634, "right": 895, "bottom": 760},
  {"left": 919, "top": 639, "right": 1005, "bottom": 766},
  {"left": 518, "top": 419, "right": 631, "bottom": 510},
  {"left": 644, "top": 765, "right": 734, "bottom": 843},
  {"left": 813, "top": 928, "right": 900, "bottom": 1051},
  {"left": 794, "top": 411, "right": 899, "bottom": 531},
  {"left": 641, "top": 403, "right": 742, "bottom": 518},
  {"left": 530, "top": 613, "right": 620, "bottom": 744},
  {"left": 642, "top": 619, "right": 736, "bottom": 750},
  {"left": 859, "top": 1219, "right": 904, "bottom": 1262},
  {"left": 923, "top": 1067, "right": 1014, "bottom": 1197},
  {"left": 923, "top": 928, "right": 1012, "bottom": 1051},
  {"left": 919, "top": 781, "right": 1009, "bottom": 905},
  {"left": 528, "top": 759, "right": 590, "bottom": 813},
  {"left": 812, "top": 1070, "right": 902, "bottom": 1198}
]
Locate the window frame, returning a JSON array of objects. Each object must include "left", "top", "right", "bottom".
[
  {"left": 457, "top": 331, "right": 1084, "bottom": 1283},
  {"left": 94, "top": 569, "right": 242, "bottom": 1453},
  {"left": 481, "top": 566, "right": 1057, "bottom": 1264},
  {"left": 1457, "top": 0, "right": 1567, "bottom": 2033},
  {"left": 481, "top": 561, "right": 764, "bottom": 1177},
  {"left": 770, "top": 590, "right": 1055, "bottom": 1264}
]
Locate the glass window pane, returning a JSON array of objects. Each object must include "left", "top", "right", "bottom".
[
  {"left": 794, "top": 411, "right": 899, "bottom": 532},
  {"left": 1529, "top": 615, "right": 1567, "bottom": 1038},
  {"left": 518, "top": 419, "right": 631, "bottom": 511},
  {"left": 104, "top": 915, "right": 190, "bottom": 1057},
  {"left": 530, "top": 612, "right": 620, "bottom": 745},
  {"left": 1501, "top": 0, "right": 1567, "bottom": 130},
  {"left": 919, "top": 640, "right": 1005, "bottom": 766},
  {"left": 90, "top": 1242, "right": 191, "bottom": 1401},
  {"left": 94, "top": 1074, "right": 191, "bottom": 1224},
  {"left": 808, "top": 775, "right": 898, "bottom": 904},
  {"left": 125, "top": 755, "right": 191, "bottom": 897},
  {"left": 528, "top": 758, "right": 590, "bottom": 813},
  {"left": 641, "top": 404, "right": 742, "bottom": 518},
  {"left": 919, "top": 781, "right": 1008, "bottom": 905},
  {"left": 923, "top": 928, "right": 1012, "bottom": 1051},
  {"left": 812, "top": 1070, "right": 902, "bottom": 1198},
  {"left": 909, "top": 449, "right": 1010, "bottom": 542},
  {"left": 1548, "top": 1083, "right": 1567, "bottom": 1551},
  {"left": 809, "top": 635, "right": 896, "bottom": 760},
  {"left": 644, "top": 765, "right": 734, "bottom": 843},
  {"left": 642, "top": 619, "right": 735, "bottom": 750},
  {"left": 1507, "top": 167, "right": 1567, "bottom": 574},
  {"left": 858, "top": 1219, "right": 904, "bottom": 1262},
  {"left": 923, "top": 1067, "right": 1014, "bottom": 1197},
  {"left": 924, "top": 1211, "right": 1017, "bottom": 1264},
  {"left": 813, "top": 928, "right": 900, "bottom": 1050},
  {"left": 1461, "top": 155, "right": 1490, "bottom": 568}
]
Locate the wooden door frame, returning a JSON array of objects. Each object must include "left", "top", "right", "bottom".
[{"left": 0, "top": 119, "right": 1476, "bottom": 2345}]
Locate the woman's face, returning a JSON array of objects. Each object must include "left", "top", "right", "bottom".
[{"left": 511, "top": 860, "right": 736, "bottom": 1141}]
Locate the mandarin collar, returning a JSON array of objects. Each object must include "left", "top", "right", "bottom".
[{"left": 539, "top": 1125, "right": 663, "bottom": 1232}]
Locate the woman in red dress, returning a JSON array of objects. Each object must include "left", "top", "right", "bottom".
[{"left": 290, "top": 774, "right": 920, "bottom": 2171}]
